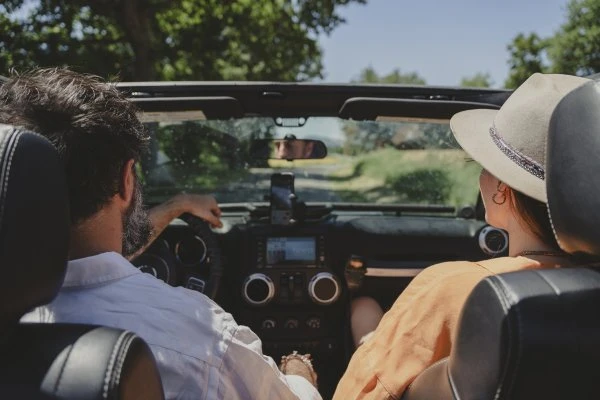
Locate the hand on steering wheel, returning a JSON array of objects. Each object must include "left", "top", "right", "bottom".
[{"left": 176, "top": 194, "right": 223, "bottom": 229}]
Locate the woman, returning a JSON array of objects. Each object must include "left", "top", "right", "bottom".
[{"left": 334, "top": 73, "right": 590, "bottom": 400}]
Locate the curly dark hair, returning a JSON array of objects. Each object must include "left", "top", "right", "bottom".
[{"left": 0, "top": 68, "right": 149, "bottom": 224}]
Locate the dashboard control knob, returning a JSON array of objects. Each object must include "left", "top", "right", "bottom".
[
  {"left": 242, "top": 273, "right": 275, "bottom": 306},
  {"left": 308, "top": 272, "right": 341, "bottom": 305},
  {"left": 261, "top": 318, "right": 276, "bottom": 330},
  {"left": 284, "top": 318, "right": 299, "bottom": 329}
]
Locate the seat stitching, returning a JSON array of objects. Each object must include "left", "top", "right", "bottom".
[
  {"left": 102, "top": 331, "right": 129, "bottom": 400},
  {"left": 494, "top": 275, "right": 524, "bottom": 400},
  {"left": 534, "top": 270, "right": 561, "bottom": 295},
  {"left": 53, "top": 344, "right": 77, "bottom": 395},
  {"left": 0, "top": 130, "right": 22, "bottom": 229},
  {"left": 111, "top": 333, "right": 137, "bottom": 395},
  {"left": 483, "top": 277, "right": 513, "bottom": 400}
]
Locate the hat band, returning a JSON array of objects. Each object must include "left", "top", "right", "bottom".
[{"left": 489, "top": 125, "right": 545, "bottom": 180}]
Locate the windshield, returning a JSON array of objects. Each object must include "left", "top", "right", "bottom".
[{"left": 140, "top": 116, "right": 481, "bottom": 208}]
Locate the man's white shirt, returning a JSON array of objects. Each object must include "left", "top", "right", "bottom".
[{"left": 21, "top": 252, "right": 321, "bottom": 400}]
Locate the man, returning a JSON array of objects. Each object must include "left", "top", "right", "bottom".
[
  {"left": 274, "top": 135, "right": 315, "bottom": 160},
  {"left": 2, "top": 68, "right": 319, "bottom": 400}
]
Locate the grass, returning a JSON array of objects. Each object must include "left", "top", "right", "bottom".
[
  {"left": 267, "top": 155, "right": 341, "bottom": 168},
  {"left": 329, "top": 148, "right": 481, "bottom": 207}
]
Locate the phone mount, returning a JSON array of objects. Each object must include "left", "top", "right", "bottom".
[
  {"left": 288, "top": 193, "right": 307, "bottom": 225},
  {"left": 268, "top": 172, "right": 306, "bottom": 225}
]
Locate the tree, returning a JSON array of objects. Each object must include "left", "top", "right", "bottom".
[
  {"left": 505, "top": 0, "right": 600, "bottom": 88},
  {"left": 460, "top": 72, "right": 493, "bottom": 88},
  {"left": 0, "top": 0, "right": 366, "bottom": 81},
  {"left": 342, "top": 67, "right": 426, "bottom": 154},
  {"left": 505, "top": 33, "right": 549, "bottom": 88},
  {"left": 352, "top": 66, "right": 426, "bottom": 85},
  {"left": 548, "top": 0, "right": 600, "bottom": 76}
]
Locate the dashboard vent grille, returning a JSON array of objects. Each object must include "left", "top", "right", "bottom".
[{"left": 478, "top": 226, "right": 508, "bottom": 256}]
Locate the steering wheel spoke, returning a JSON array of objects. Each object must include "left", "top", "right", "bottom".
[{"left": 179, "top": 213, "right": 223, "bottom": 300}]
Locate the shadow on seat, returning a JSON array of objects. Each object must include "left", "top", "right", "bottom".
[
  {"left": 403, "top": 80, "right": 600, "bottom": 400},
  {"left": 0, "top": 124, "right": 164, "bottom": 399}
]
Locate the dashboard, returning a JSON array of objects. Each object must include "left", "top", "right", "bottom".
[{"left": 132, "top": 208, "right": 506, "bottom": 398}]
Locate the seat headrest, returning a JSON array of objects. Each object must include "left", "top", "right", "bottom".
[
  {"left": 449, "top": 268, "right": 600, "bottom": 399},
  {"left": 547, "top": 81, "right": 600, "bottom": 255},
  {"left": 0, "top": 124, "right": 69, "bottom": 325}
]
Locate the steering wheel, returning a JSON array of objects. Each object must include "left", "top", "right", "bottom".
[{"left": 179, "top": 213, "right": 224, "bottom": 300}]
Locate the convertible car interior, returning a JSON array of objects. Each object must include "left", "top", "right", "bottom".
[
  {"left": 122, "top": 82, "right": 517, "bottom": 398},
  {"left": 4, "top": 79, "right": 600, "bottom": 400}
]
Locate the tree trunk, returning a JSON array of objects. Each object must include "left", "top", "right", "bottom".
[{"left": 119, "top": 0, "right": 157, "bottom": 81}]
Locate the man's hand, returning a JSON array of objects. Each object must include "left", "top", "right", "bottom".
[
  {"left": 127, "top": 193, "right": 223, "bottom": 260},
  {"left": 173, "top": 193, "right": 223, "bottom": 228},
  {"left": 280, "top": 352, "right": 318, "bottom": 388}
]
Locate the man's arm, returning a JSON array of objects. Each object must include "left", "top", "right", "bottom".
[{"left": 129, "top": 193, "right": 222, "bottom": 260}]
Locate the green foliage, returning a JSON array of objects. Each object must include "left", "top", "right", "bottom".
[
  {"left": 385, "top": 169, "right": 451, "bottom": 204},
  {"left": 0, "top": 0, "right": 365, "bottom": 81},
  {"left": 549, "top": 0, "right": 600, "bottom": 76},
  {"left": 352, "top": 66, "right": 427, "bottom": 84},
  {"left": 460, "top": 72, "right": 493, "bottom": 88},
  {"left": 506, "top": 0, "right": 600, "bottom": 88},
  {"left": 332, "top": 147, "right": 481, "bottom": 207},
  {"left": 341, "top": 121, "right": 395, "bottom": 155},
  {"left": 141, "top": 118, "right": 277, "bottom": 198},
  {"left": 341, "top": 120, "right": 458, "bottom": 157},
  {"left": 505, "top": 33, "right": 549, "bottom": 89}
]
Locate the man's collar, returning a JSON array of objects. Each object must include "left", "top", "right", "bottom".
[{"left": 63, "top": 252, "right": 141, "bottom": 288}]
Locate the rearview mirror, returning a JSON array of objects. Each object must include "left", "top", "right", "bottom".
[{"left": 250, "top": 139, "right": 328, "bottom": 161}]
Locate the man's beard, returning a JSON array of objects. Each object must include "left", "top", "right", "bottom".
[{"left": 121, "top": 181, "right": 153, "bottom": 258}]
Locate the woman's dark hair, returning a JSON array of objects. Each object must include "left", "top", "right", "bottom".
[
  {"left": 509, "top": 188, "right": 560, "bottom": 250},
  {"left": 0, "top": 68, "right": 149, "bottom": 224}
]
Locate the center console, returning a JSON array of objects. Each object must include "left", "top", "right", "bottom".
[
  {"left": 236, "top": 226, "right": 346, "bottom": 392},
  {"left": 242, "top": 235, "right": 341, "bottom": 307}
]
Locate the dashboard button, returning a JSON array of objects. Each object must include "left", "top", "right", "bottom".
[
  {"left": 262, "top": 318, "right": 276, "bottom": 330},
  {"left": 284, "top": 318, "right": 299, "bottom": 329},
  {"left": 185, "top": 277, "right": 206, "bottom": 293},
  {"left": 306, "top": 317, "right": 321, "bottom": 329}
]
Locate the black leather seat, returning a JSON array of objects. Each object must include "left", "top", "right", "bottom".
[
  {"left": 403, "top": 80, "right": 600, "bottom": 400},
  {"left": 0, "top": 124, "right": 164, "bottom": 399}
]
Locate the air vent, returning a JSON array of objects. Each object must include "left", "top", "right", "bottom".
[{"left": 478, "top": 226, "right": 508, "bottom": 256}]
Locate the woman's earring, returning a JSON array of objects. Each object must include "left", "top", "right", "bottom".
[{"left": 492, "top": 181, "right": 506, "bottom": 205}]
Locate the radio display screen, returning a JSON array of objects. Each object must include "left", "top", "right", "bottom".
[{"left": 266, "top": 237, "right": 316, "bottom": 265}]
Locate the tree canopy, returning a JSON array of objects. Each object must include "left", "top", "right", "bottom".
[
  {"left": 352, "top": 66, "right": 427, "bottom": 85},
  {"left": 0, "top": 0, "right": 365, "bottom": 81},
  {"left": 460, "top": 72, "right": 492, "bottom": 88},
  {"left": 505, "top": 0, "right": 600, "bottom": 88},
  {"left": 505, "top": 33, "right": 549, "bottom": 89}
]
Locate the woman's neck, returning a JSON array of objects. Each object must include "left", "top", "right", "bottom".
[
  {"left": 506, "top": 221, "right": 571, "bottom": 266},
  {"left": 506, "top": 220, "right": 557, "bottom": 257}
]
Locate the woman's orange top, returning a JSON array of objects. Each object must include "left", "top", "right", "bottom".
[{"left": 333, "top": 257, "right": 548, "bottom": 400}]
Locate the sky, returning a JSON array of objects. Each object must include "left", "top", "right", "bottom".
[{"left": 319, "top": 0, "right": 569, "bottom": 88}]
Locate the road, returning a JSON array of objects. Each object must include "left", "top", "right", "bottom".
[{"left": 214, "top": 164, "right": 347, "bottom": 203}]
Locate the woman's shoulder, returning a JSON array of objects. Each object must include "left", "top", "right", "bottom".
[
  {"left": 410, "top": 258, "right": 525, "bottom": 294},
  {"left": 418, "top": 259, "right": 494, "bottom": 279},
  {"left": 422, "top": 257, "right": 533, "bottom": 278}
]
